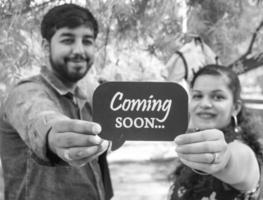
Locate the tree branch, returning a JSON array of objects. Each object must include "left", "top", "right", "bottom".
[
  {"left": 245, "top": 19, "right": 263, "bottom": 55},
  {"left": 228, "top": 18, "right": 263, "bottom": 74},
  {"left": 101, "top": 0, "right": 115, "bottom": 69}
]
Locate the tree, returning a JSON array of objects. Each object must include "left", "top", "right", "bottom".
[
  {"left": 186, "top": 0, "right": 263, "bottom": 74},
  {"left": 1, "top": 0, "right": 263, "bottom": 104}
]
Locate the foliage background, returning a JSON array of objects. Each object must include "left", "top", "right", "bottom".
[{"left": 1, "top": 0, "right": 263, "bottom": 101}]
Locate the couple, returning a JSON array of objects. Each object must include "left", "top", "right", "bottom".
[{"left": 0, "top": 3, "right": 261, "bottom": 200}]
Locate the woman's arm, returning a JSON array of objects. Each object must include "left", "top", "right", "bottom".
[
  {"left": 175, "top": 129, "right": 260, "bottom": 192},
  {"left": 214, "top": 140, "right": 260, "bottom": 191}
]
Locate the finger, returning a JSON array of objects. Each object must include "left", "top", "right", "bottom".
[
  {"left": 175, "top": 129, "right": 224, "bottom": 145},
  {"left": 63, "top": 149, "right": 73, "bottom": 161},
  {"left": 176, "top": 140, "right": 227, "bottom": 154},
  {"left": 76, "top": 140, "right": 110, "bottom": 162},
  {"left": 61, "top": 140, "right": 109, "bottom": 161},
  {"left": 98, "top": 140, "right": 110, "bottom": 153},
  {"left": 62, "top": 146, "right": 100, "bottom": 162},
  {"left": 55, "top": 132, "right": 103, "bottom": 147},
  {"left": 68, "top": 152, "right": 103, "bottom": 168},
  {"left": 177, "top": 152, "right": 216, "bottom": 164},
  {"left": 52, "top": 119, "right": 101, "bottom": 134},
  {"left": 66, "top": 144, "right": 108, "bottom": 167},
  {"left": 180, "top": 158, "right": 216, "bottom": 174}
]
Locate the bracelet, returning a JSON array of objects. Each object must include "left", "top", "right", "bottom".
[{"left": 191, "top": 168, "right": 209, "bottom": 175}]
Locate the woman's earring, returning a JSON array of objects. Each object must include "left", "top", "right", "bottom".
[{"left": 233, "top": 115, "right": 241, "bottom": 133}]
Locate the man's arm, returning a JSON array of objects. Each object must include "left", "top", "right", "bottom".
[
  {"left": 4, "top": 82, "right": 65, "bottom": 162},
  {"left": 4, "top": 82, "right": 108, "bottom": 166}
]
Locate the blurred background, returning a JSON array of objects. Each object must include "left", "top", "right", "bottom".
[{"left": 1, "top": 0, "right": 263, "bottom": 199}]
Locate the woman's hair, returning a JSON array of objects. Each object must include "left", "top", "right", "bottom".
[
  {"left": 169, "top": 64, "right": 263, "bottom": 200},
  {"left": 41, "top": 4, "right": 99, "bottom": 41}
]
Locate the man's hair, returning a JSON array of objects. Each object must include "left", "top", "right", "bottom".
[{"left": 41, "top": 3, "right": 99, "bottom": 41}]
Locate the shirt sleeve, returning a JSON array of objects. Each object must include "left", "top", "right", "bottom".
[{"left": 3, "top": 81, "right": 69, "bottom": 163}]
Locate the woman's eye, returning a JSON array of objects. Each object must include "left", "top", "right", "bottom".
[
  {"left": 213, "top": 95, "right": 225, "bottom": 101},
  {"left": 192, "top": 94, "right": 202, "bottom": 100}
]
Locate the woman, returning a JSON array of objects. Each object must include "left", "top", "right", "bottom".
[{"left": 170, "top": 64, "right": 263, "bottom": 200}]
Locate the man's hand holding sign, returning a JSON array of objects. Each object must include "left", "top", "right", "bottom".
[{"left": 93, "top": 82, "right": 188, "bottom": 149}]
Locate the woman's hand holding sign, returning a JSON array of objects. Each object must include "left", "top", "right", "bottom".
[
  {"left": 48, "top": 118, "right": 109, "bottom": 167},
  {"left": 174, "top": 129, "right": 231, "bottom": 174}
]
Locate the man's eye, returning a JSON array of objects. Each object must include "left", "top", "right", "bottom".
[
  {"left": 83, "top": 39, "right": 93, "bottom": 45},
  {"left": 61, "top": 39, "right": 74, "bottom": 44}
]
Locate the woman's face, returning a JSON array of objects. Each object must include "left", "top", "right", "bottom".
[{"left": 189, "top": 74, "right": 238, "bottom": 130}]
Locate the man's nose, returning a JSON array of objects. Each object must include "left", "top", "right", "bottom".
[{"left": 72, "top": 41, "right": 85, "bottom": 55}]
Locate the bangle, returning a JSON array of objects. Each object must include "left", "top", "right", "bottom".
[{"left": 191, "top": 168, "right": 209, "bottom": 175}]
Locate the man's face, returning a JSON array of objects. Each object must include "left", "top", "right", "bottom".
[{"left": 48, "top": 25, "right": 95, "bottom": 84}]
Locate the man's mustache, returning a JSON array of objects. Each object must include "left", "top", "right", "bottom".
[{"left": 65, "top": 55, "right": 88, "bottom": 62}]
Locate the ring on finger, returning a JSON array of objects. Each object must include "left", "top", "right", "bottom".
[
  {"left": 210, "top": 153, "right": 219, "bottom": 164},
  {"left": 63, "top": 149, "right": 73, "bottom": 161}
]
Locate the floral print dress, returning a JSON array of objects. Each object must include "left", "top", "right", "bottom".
[
  {"left": 170, "top": 164, "right": 261, "bottom": 200},
  {"left": 170, "top": 124, "right": 262, "bottom": 200}
]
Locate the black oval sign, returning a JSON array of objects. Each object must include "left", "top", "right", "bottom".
[{"left": 93, "top": 82, "right": 188, "bottom": 149}]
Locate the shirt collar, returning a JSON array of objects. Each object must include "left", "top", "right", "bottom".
[{"left": 40, "top": 66, "right": 87, "bottom": 101}]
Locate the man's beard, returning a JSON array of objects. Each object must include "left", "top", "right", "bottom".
[{"left": 49, "top": 56, "right": 91, "bottom": 83}]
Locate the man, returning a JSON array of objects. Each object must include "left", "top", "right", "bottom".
[{"left": 0, "top": 3, "right": 113, "bottom": 200}]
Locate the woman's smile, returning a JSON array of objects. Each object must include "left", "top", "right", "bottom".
[{"left": 196, "top": 111, "right": 216, "bottom": 119}]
